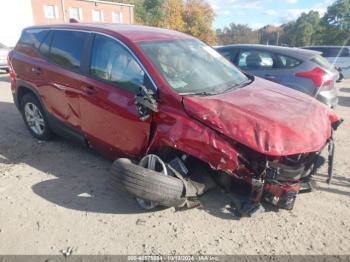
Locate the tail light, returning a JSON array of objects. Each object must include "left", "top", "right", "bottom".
[{"left": 295, "top": 67, "right": 333, "bottom": 90}]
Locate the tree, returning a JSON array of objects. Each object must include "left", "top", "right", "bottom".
[
  {"left": 216, "top": 23, "right": 260, "bottom": 45},
  {"left": 183, "top": 0, "right": 216, "bottom": 44},
  {"left": 259, "top": 25, "right": 283, "bottom": 45},
  {"left": 140, "top": 0, "right": 166, "bottom": 27},
  {"left": 278, "top": 11, "right": 321, "bottom": 46},
  {"left": 320, "top": 0, "right": 350, "bottom": 45},
  {"left": 103, "top": 0, "right": 217, "bottom": 44},
  {"left": 160, "top": 0, "right": 185, "bottom": 31},
  {"left": 323, "top": 0, "right": 350, "bottom": 30}
]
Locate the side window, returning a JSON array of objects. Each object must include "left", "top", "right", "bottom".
[
  {"left": 218, "top": 49, "right": 238, "bottom": 64},
  {"left": 18, "top": 29, "right": 49, "bottom": 49},
  {"left": 324, "top": 47, "right": 347, "bottom": 57},
  {"left": 277, "top": 54, "right": 301, "bottom": 68},
  {"left": 90, "top": 34, "right": 145, "bottom": 92},
  {"left": 238, "top": 50, "right": 275, "bottom": 70},
  {"left": 340, "top": 48, "right": 350, "bottom": 57},
  {"left": 39, "top": 30, "right": 53, "bottom": 57},
  {"left": 49, "top": 30, "right": 87, "bottom": 71}
]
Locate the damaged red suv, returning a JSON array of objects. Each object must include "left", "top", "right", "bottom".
[{"left": 8, "top": 24, "right": 342, "bottom": 216}]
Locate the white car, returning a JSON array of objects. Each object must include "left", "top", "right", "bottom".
[
  {"left": 303, "top": 46, "right": 350, "bottom": 80},
  {"left": 0, "top": 42, "right": 10, "bottom": 73}
]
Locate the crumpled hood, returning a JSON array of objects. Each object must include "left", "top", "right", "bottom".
[{"left": 183, "top": 77, "right": 341, "bottom": 156}]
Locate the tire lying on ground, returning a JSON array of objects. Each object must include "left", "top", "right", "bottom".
[{"left": 110, "top": 158, "right": 186, "bottom": 208}]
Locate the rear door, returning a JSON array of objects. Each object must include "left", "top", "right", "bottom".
[
  {"left": 79, "top": 33, "right": 153, "bottom": 157},
  {"left": 38, "top": 29, "right": 90, "bottom": 130}
]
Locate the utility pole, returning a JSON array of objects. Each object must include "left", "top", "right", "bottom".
[
  {"left": 276, "top": 31, "right": 280, "bottom": 46},
  {"left": 60, "top": 0, "right": 66, "bottom": 23}
]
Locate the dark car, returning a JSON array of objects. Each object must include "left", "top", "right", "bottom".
[
  {"left": 8, "top": 24, "right": 342, "bottom": 216},
  {"left": 215, "top": 44, "right": 339, "bottom": 108}
]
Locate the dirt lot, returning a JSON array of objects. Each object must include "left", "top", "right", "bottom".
[{"left": 0, "top": 72, "right": 349, "bottom": 255}]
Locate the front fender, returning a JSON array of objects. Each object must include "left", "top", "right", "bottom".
[{"left": 147, "top": 109, "right": 239, "bottom": 174}]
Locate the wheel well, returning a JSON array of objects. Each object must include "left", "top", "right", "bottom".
[
  {"left": 17, "top": 86, "right": 36, "bottom": 107},
  {"left": 154, "top": 146, "right": 214, "bottom": 174}
]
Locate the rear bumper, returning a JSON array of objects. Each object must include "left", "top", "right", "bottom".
[{"left": 317, "top": 88, "right": 338, "bottom": 108}]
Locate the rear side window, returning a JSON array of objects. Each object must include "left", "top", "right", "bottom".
[
  {"left": 49, "top": 30, "right": 87, "bottom": 71},
  {"left": 277, "top": 54, "right": 301, "bottom": 68},
  {"left": 312, "top": 55, "right": 333, "bottom": 70},
  {"left": 18, "top": 29, "right": 49, "bottom": 49},
  {"left": 339, "top": 48, "right": 350, "bottom": 57}
]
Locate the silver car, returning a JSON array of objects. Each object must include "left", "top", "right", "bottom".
[
  {"left": 302, "top": 46, "right": 350, "bottom": 80},
  {"left": 0, "top": 42, "right": 10, "bottom": 73},
  {"left": 215, "top": 44, "right": 339, "bottom": 108}
]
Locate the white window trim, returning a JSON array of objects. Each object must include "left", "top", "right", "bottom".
[
  {"left": 69, "top": 7, "right": 83, "bottom": 21},
  {"left": 92, "top": 9, "right": 104, "bottom": 22},
  {"left": 112, "top": 11, "right": 123, "bottom": 24},
  {"left": 79, "top": 8, "right": 83, "bottom": 21},
  {"left": 43, "top": 5, "right": 59, "bottom": 19}
]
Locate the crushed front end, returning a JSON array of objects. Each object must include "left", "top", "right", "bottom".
[{"left": 227, "top": 130, "right": 342, "bottom": 217}]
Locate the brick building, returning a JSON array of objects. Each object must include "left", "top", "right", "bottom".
[
  {"left": 0, "top": 0, "right": 135, "bottom": 46},
  {"left": 32, "top": 0, "right": 134, "bottom": 25}
]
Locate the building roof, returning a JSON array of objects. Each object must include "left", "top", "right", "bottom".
[{"left": 26, "top": 23, "right": 193, "bottom": 42}]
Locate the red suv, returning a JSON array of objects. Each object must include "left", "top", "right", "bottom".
[{"left": 8, "top": 24, "right": 342, "bottom": 216}]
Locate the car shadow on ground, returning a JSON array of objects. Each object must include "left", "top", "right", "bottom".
[
  {"left": 339, "top": 87, "right": 350, "bottom": 93},
  {"left": 311, "top": 173, "right": 350, "bottom": 197},
  {"left": 0, "top": 100, "right": 242, "bottom": 218},
  {"left": 0, "top": 99, "right": 348, "bottom": 219},
  {"left": 338, "top": 96, "right": 350, "bottom": 107}
]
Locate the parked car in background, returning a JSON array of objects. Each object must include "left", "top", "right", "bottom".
[
  {"left": 215, "top": 44, "right": 339, "bottom": 108},
  {"left": 8, "top": 24, "right": 342, "bottom": 216},
  {"left": 302, "top": 45, "right": 350, "bottom": 80},
  {"left": 0, "top": 42, "right": 10, "bottom": 73}
]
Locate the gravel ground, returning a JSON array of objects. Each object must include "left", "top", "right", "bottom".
[{"left": 0, "top": 72, "right": 349, "bottom": 255}]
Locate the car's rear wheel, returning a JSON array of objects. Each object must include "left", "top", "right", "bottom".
[
  {"left": 110, "top": 157, "right": 185, "bottom": 209},
  {"left": 20, "top": 93, "right": 52, "bottom": 140}
]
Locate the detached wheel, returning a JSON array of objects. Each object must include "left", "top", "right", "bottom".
[
  {"left": 20, "top": 93, "right": 52, "bottom": 140},
  {"left": 110, "top": 155, "right": 185, "bottom": 210}
]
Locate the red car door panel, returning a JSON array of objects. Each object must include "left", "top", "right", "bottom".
[
  {"left": 79, "top": 77, "right": 151, "bottom": 157},
  {"left": 79, "top": 34, "right": 152, "bottom": 158},
  {"left": 38, "top": 30, "right": 89, "bottom": 129}
]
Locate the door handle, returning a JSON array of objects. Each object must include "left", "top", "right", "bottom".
[
  {"left": 31, "top": 66, "right": 42, "bottom": 75},
  {"left": 83, "top": 85, "right": 97, "bottom": 95}
]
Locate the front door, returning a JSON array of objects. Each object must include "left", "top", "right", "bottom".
[{"left": 79, "top": 34, "right": 153, "bottom": 158}]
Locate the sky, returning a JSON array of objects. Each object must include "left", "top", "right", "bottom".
[{"left": 209, "top": 0, "right": 336, "bottom": 30}]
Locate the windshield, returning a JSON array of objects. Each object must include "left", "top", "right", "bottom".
[{"left": 139, "top": 39, "right": 249, "bottom": 95}]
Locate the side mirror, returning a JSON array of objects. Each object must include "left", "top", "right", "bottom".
[{"left": 135, "top": 85, "right": 158, "bottom": 121}]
